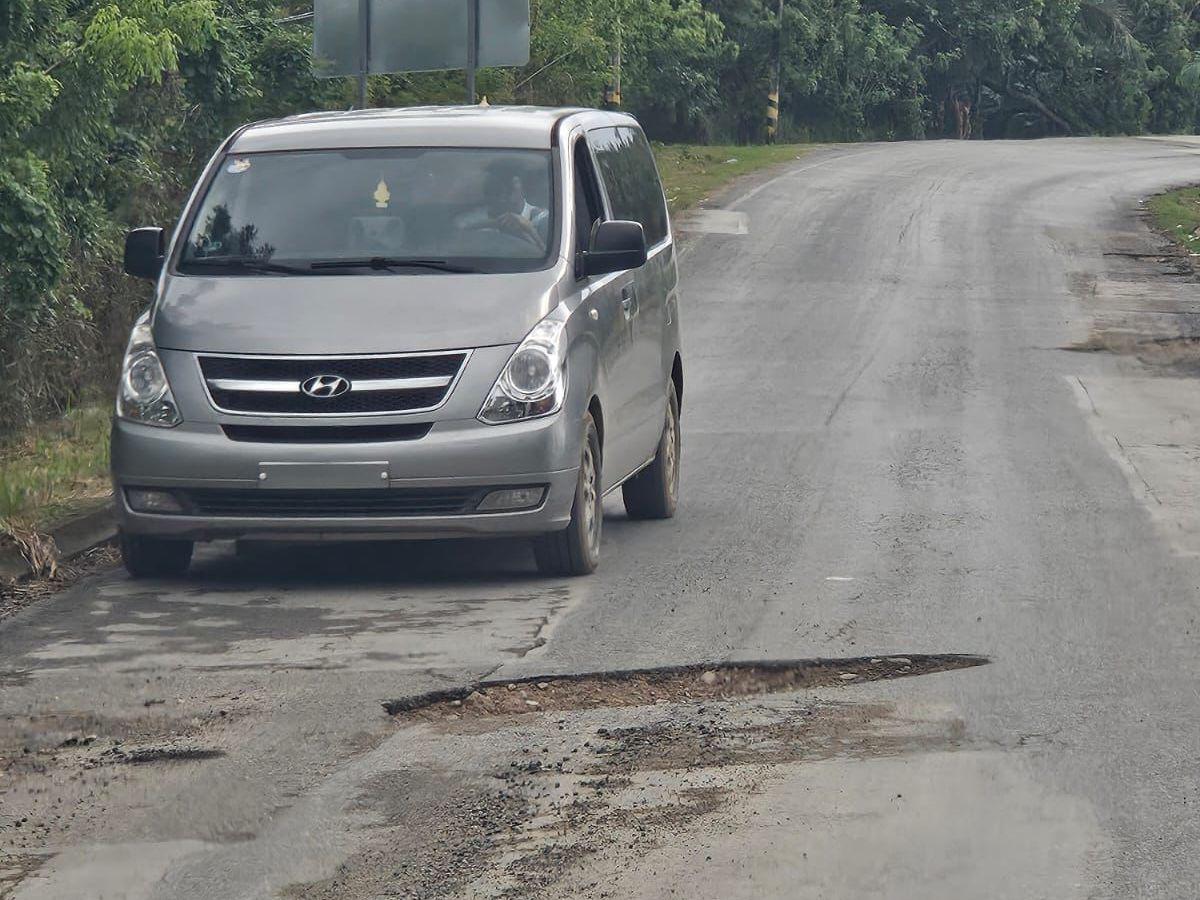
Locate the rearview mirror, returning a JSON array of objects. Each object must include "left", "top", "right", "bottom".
[
  {"left": 582, "top": 220, "right": 647, "bottom": 277},
  {"left": 124, "top": 227, "right": 166, "bottom": 280}
]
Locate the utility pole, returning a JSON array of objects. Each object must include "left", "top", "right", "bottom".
[
  {"left": 614, "top": 18, "right": 622, "bottom": 106},
  {"left": 766, "top": 0, "right": 783, "bottom": 142},
  {"left": 603, "top": 14, "right": 623, "bottom": 107}
]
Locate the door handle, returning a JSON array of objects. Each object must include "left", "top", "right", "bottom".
[{"left": 621, "top": 285, "right": 637, "bottom": 320}]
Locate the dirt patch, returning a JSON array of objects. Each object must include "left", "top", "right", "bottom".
[
  {"left": 458, "top": 700, "right": 961, "bottom": 899},
  {"left": 595, "top": 784, "right": 728, "bottom": 829},
  {"left": 385, "top": 654, "right": 987, "bottom": 719},
  {"left": 584, "top": 701, "right": 961, "bottom": 775},
  {"left": 296, "top": 663, "right": 977, "bottom": 900},
  {"left": 1061, "top": 198, "right": 1200, "bottom": 374},
  {"left": 0, "top": 543, "right": 118, "bottom": 623},
  {"left": 283, "top": 771, "right": 529, "bottom": 900},
  {"left": 0, "top": 854, "right": 43, "bottom": 900},
  {"left": 0, "top": 707, "right": 237, "bottom": 778},
  {"left": 483, "top": 786, "right": 731, "bottom": 898}
]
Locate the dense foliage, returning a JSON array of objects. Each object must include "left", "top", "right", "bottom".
[{"left": 2, "top": 0, "right": 1200, "bottom": 427}]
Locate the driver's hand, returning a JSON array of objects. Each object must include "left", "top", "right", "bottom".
[{"left": 497, "top": 213, "right": 541, "bottom": 245}]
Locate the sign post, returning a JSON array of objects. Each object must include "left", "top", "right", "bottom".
[
  {"left": 357, "top": 0, "right": 370, "bottom": 108},
  {"left": 465, "top": 0, "right": 479, "bottom": 104},
  {"left": 314, "top": 0, "right": 529, "bottom": 106}
]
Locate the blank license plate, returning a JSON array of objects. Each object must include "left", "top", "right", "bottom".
[{"left": 257, "top": 462, "right": 389, "bottom": 490}]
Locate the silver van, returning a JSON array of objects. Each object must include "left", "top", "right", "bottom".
[{"left": 112, "top": 106, "right": 683, "bottom": 578}]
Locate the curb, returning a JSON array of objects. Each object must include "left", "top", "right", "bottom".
[{"left": 0, "top": 503, "right": 117, "bottom": 585}]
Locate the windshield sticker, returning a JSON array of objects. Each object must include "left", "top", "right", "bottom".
[
  {"left": 227, "top": 158, "right": 251, "bottom": 174},
  {"left": 374, "top": 179, "right": 391, "bottom": 209}
]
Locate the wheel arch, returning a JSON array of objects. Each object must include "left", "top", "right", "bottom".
[
  {"left": 588, "top": 395, "right": 605, "bottom": 461},
  {"left": 671, "top": 353, "right": 684, "bottom": 410}
]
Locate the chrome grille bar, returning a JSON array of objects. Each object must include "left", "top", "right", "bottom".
[{"left": 207, "top": 376, "right": 454, "bottom": 393}]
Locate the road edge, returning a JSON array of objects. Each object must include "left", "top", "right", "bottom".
[{"left": 0, "top": 503, "right": 116, "bottom": 584}]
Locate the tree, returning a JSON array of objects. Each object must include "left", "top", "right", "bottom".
[{"left": 1, "top": 1, "right": 215, "bottom": 321}]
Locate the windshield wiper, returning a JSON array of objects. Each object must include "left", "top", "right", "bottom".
[
  {"left": 183, "top": 257, "right": 309, "bottom": 275},
  {"left": 308, "top": 257, "right": 478, "bottom": 274}
]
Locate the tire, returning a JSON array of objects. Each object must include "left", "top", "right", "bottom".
[
  {"left": 622, "top": 386, "right": 681, "bottom": 520},
  {"left": 120, "top": 530, "right": 194, "bottom": 579},
  {"left": 533, "top": 414, "right": 602, "bottom": 576}
]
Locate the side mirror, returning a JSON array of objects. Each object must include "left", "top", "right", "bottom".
[
  {"left": 582, "top": 220, "right": 647, "bottom": 277},
  {"left": 124, "top": 227, "right": 166, "bottom": 280}
]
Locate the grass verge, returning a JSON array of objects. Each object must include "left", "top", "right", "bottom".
[
  {"left": 0, "top": 404, "right": 111, "bottom": 535},
  {"left": 1147, "top": 187, "right": 1200, "bottom": 256},
  {"left": 653, "top": 143, "right": 812, "bottom": 213},
  {"left": 0, "top": 143, "right": 809, "bottom": 540}
]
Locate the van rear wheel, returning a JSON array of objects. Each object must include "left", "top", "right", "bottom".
[
  {"left": 622, "top": 387, "right": 680, "bottom": 520},
  {"left": 533, "top": 415, "right": 602, "bottom": 577},
  {"left": 120, "top": 531, "right": 193, "bottom": 579}
]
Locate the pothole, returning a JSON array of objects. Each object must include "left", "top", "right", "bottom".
[
  {"left": 313, "top": 662, "right": 983, "bottom": 900},
  {"left": 383, "top": 654, "right": 987, "bottom": 718},
  {"left": 89, "top": 745, "right": 226, "bottom": 766}
]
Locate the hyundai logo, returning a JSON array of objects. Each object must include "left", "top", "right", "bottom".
[{"left": 301, "top": 374, "right": 351, "bottom": 398}]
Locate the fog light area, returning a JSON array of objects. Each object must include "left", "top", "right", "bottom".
[
  {"left": 476, "top": 486, "right": 546, "bottom": 512},
  {"left": 125, "top": 488, "right": 184, "bottom": 514}
]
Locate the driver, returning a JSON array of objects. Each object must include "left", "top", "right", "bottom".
[{"left": 458, "top": 164, "right": 549, "bottom": 248}]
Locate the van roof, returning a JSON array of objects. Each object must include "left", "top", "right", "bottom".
[{"left": 229, "top": 106, "right": 638, "bottom": 153}]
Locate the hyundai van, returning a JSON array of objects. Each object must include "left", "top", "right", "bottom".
[{"left": 113, "top": 106, "right": 683, "bottom": 578}]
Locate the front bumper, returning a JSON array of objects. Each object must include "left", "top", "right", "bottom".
[{"left": 111, "top": 415, "right": 580, "bottom": 542}]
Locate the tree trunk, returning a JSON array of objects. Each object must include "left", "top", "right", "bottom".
[{"left": 1009, "top": 87, "right": 1073, "bottom": 135}]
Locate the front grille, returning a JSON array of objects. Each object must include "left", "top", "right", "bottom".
[
  {"left": 200, "top": 355, "right": 463, "bottom": 381},
  {"left": 209, "top": 387, "right": 446, "bottom": 415},
  {"left": 198, "top": 352, "right": 468, "bottom": 416},
  {"left": 180, "top": 487, "right": 487, "bottom": 518},
  {"left": 221, "top": 423, "right": 432, "bottom": 444}
]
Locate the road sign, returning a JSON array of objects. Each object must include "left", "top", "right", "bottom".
[{"left": 314, "top": 0, "right": 530, "bottom": 104}]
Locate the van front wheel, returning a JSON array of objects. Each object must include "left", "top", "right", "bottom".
[
  {"left": 622, "top": 387, "right": 680, "bottom": 520},
  {"left": 120, "top": 531, "right": 193, "bottom": 579},
  {"left": 533, "top": 415, "right": 602, "bottom": 577}
]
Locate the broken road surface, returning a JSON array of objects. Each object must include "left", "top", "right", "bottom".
[{"left": 5, "top": 137, "right": 1200, "bottom": 898}]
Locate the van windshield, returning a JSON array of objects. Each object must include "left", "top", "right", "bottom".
[{"left": 176, "top": 148, "right": 556, "bottom": 275}]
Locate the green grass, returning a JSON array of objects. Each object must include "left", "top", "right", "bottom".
[
  {"left": 1147, "top": 187, "right": 1200, "bottom": 255},
  {"left": 0, "top": 405, "right": 111, "bottom": 533},
  {"left": 653, "top": 143, "right": 813, "bottom": 213}
]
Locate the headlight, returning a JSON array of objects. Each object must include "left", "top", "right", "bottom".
[
  {"left": 479, "top": 307, "right": 568, "bottom": 425},
  {"left": 117, "top": 317, "right": 182, "bottom": 427}
]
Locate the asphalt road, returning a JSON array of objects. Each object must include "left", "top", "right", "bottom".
[{"left": 5, "top": 137, "right": 1200, "bottom": 899}]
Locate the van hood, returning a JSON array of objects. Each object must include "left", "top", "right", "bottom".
[{"left": 152, "top": 270, "right": 561, "bottom": 355}]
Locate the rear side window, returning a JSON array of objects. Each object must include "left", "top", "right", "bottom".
[{"left": 589, "top": 126, "right": 669, "bottom": 246}]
